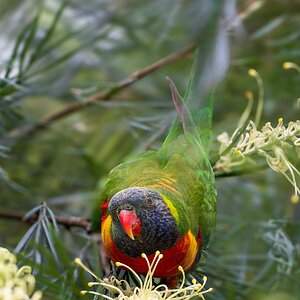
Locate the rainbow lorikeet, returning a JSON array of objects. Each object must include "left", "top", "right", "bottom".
[{"left": 94, "top": 57, "right": 217, "bottom": 283}]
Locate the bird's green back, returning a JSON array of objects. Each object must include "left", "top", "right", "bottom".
[{"left": 93, "top": 49, "right": 217, "bottom": 246}]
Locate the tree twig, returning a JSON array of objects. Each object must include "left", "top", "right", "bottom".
[
  {"left": 0, "top": 210, "right": 92, "bottom": 232},
  {"left": 2, "top": 44, "right": 196, "bottom": 145}
]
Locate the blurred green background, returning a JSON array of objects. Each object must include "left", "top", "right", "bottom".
[{"left": 0, "top": 0, "right": 299, "bottom": 299}]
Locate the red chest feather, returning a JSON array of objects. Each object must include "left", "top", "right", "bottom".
[
  {"left": 101, "top": 198, "right": 109, "bottom": 225},
  {"left": 101, "top": 215, "right": 200, "bottom": 278}
]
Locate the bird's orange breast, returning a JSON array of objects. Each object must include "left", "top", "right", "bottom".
[{"left": 101, "top": 215, "right": 200, "bottom": 278}]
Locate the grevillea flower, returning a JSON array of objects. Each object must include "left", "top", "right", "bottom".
[
  {"left": 75, "top": 251, "right": 213, "bottom": 300},
  {"left": 215, "top": 67, "right": 300, "bottom": 203},
  {"left": 0, "top": 247, "right": 42, "bottom": 300}
]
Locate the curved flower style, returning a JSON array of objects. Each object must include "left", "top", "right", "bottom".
[
  {"left": 0, "top": 247, "right": 42, "bottom": 300},
  {"left": 75, "top": 251, "right": 213, "bottom": 300},
  {"left": 215, "top": 66, "right": 300, "bottom": 204}
]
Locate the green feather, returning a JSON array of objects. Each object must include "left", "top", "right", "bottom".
[{"left": 93, "top": 49, "right": 217, "bottom": 247}]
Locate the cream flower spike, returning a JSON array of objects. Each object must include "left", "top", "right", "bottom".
[
  {"left": 75, "top": 251, "right": 213, "bottom": 300},
  {"left": 0, "top": 247, "right": 42, "bottom": 300},
  {"left": 216, "top": 118, "right": 300, "bottom": 203},
  {"left": 216, "top": 66, "right": 300, "bottom": 203}
]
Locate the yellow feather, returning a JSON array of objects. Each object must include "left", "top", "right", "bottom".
[{"left": 161, "top": 195, "right": 179, "bottom": 224}]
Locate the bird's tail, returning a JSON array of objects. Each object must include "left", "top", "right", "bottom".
[{"left": 161, "top": 49, "right": 215, "bottom": 165}]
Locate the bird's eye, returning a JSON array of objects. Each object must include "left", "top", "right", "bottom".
[{"left": 146, "top": 197, "right": 154, "bottom": 205}]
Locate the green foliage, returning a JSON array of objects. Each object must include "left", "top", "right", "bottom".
[{"left": 0, "top": 1, "right": 299, "bottom": 300}]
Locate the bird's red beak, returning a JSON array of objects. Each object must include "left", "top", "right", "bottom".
[{"left": 119, "top": 210, "right": 141, "bottom": 240}]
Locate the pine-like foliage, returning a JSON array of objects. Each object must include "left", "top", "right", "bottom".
[{"left": 0, "top": 1, "right": 299, "bottom": 300}]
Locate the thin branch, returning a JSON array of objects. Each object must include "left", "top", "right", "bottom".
[
  {"left": 2, "top": 44, "right": 196, "bottom": 145},
  {"left": 0, "top": 210, "right": 92, "bottom": 232}
]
